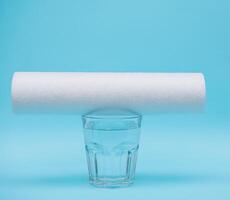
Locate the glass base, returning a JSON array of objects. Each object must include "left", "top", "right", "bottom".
[
  {"left": 89, "top": 177, "right": 134, "bottom": 188},
  {"left": 85, "top": 144, "right": 138, "bottom": 188}
]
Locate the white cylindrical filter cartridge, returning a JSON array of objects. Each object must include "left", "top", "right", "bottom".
[{"left": 12, "top": 72, "right": 206, "bottom": 114}]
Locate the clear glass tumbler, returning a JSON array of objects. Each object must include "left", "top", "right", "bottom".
[{"left": 82, "top": 109, "right": 142, "bottom": 187}]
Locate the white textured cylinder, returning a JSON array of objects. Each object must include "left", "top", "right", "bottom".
[{"left": 11, "top": 72, "right": 206, "bottom": 114}]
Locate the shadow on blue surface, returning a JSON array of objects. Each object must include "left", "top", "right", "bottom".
[
  {"left": 135, "top": 173, "right": 212, "bottom": 186},
  {"left": 2, "top": 172, "right": 214, "bottom": 187},
  {"left": 3, "top": 174, "right": 88, "bottom": 187}
]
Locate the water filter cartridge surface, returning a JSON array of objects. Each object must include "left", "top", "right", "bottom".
[{"left": 12, "top": 72, "right": 206, "bottom": 114}]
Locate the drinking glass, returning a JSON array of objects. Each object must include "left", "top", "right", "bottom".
[{"left": 82, "top": 109, "right": 142, "bottom": 187}]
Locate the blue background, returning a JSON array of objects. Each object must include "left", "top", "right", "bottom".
[{"left": 0, "top": 0, "right": 230, "bottom": 199}]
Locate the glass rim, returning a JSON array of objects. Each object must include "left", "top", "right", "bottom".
[{"left": 82, "top": 109, "right": 141, "bottom": 120}]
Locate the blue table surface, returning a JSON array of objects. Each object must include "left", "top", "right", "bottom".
[{"left": 1, "top": 115, "right": 230, "bottom": 200}]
